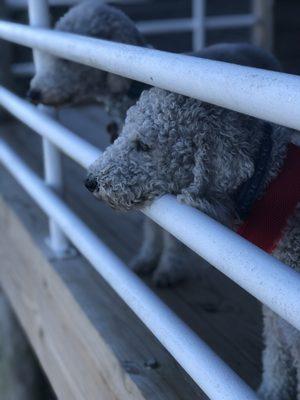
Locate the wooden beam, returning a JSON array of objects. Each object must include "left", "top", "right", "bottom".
[
  {"left": 0, "top": 165, "right": 206, "bottom": 400},
  {"left": 0, "top": 289, "right": 52, "bottom": 400}
]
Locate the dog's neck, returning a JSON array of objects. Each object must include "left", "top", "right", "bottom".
[
  {"left": 234, "top": 123, "right": 292, "bottom": 223},
  {"left": 233, "top": 125, "right": 300, "bottom": 253},
  {"left": 235, "top": 122, "right": 274, "bottom": 219}
]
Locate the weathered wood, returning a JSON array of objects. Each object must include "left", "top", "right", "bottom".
[
  {"left": 0, "top": 289, "right": 51, "bottom": 400},
  {"left": 0, "top": 161, "right": 207, "bottom": 400},
  {"left": 252, "top": 0, "right": 274, "bottom": 51}
]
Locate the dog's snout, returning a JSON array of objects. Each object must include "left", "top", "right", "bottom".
[
  {"left": 26, "top": 89, "right": 42, "bottom": 103},
  {"left": 85, "top": 175, "right": 98, "bottom": 193}
]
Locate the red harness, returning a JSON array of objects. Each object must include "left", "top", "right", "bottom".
[{"left": 237, "top": 143, "right": 300, "bottom": 253}]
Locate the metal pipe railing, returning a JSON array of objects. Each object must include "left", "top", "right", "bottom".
[
  {"left": 136, "top": 14, "right": 257, "bottom": 35},
  {"left": 1, "top": 86, "right": 300, "bottom": 334},
  {"left": 0, "top": 87, "right": 99, "bottom": 167},
  {"left": 28, "top": 0, "right": 69, "bottom": 255},
  {"left": 0, "top": 138, "right": 259, "bottom": 400},
  {"left": 0, "top": 2, "right": 277, "bottom": 398},
  {"left": 0, "top": 22, "right": 298, "bottom": 131},
  {"left": 7, "top": 0, "right": 146, "bottom": 8},
  {"left": 11, "top": 13, "right": 257, "bottom": 78}
]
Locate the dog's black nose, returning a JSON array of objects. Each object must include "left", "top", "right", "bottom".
[
  {"left": 85, "top": 176, "right": 97, "bottom": 193},
  {"left": 26, "top": 89, "right": 42, "bottom": 103}
]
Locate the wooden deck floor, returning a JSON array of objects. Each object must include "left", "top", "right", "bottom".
[{"left": 0, "top": 104, "right": 263, "bottom": 396}]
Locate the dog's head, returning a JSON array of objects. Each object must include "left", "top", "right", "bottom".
[
  {"left": 27, "top": 2, "right": 146, "bottom": 106},
  {"left": 86, "top": 87, "right": 262, "bottom": 223}
]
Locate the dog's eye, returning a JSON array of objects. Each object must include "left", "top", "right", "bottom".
[{"left": 135, "top": 140, "right": 150, "bottom": 152}]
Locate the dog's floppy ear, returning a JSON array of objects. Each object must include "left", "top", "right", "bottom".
[{"left": 178, "top": 124, "right": 255, "bottom": 225}]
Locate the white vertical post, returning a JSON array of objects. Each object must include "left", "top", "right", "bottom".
[
  {"left": 0, "top": 0, "right": 12, "bottom": 121},
  {"left": 252, "top": 0, "right": 274, "bottom": 51},
  {"left": 28, "top": 0, "right": 69, "bottom": 255},
  {"left": 192, "top": 0, "right": 206, "bottom": 51}
]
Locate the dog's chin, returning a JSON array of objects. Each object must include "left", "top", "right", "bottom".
[{"left": 92, "top": 190, "right": 148, "bottom": 212}]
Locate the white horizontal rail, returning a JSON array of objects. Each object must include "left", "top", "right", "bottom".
[
  {"left": 137, "top": 14, "right": 257, "bottom": 34},
  {"left": 1, "top": 87, "right": 300, "bottom": 333},
  {"left": 0, "top": 139, "right": 258, "bottom": 400},
  {"left": 7, "top": 0, "right": 79, "bottom": 6},
  {"left": 0, "top": 22, "right": 299, "bottom": 131},
  {"left": 11, "top": 62, "right": 35, "bottom": 76},
  {"left": 137, "top": 18, "right": 194, "bottom": 35},
  {"left": 6, "top": 0, "right": 146, "bottom": 9},
  {"left": 0, "top": 87, "right": 99, "bottom": 167},
  {"left": 205, "top": 13, "right": 257, "bottom": 30}
]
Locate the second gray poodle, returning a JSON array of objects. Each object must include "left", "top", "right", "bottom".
[{"left": 27, "top": 0, "right": 147, "bottom": 134}]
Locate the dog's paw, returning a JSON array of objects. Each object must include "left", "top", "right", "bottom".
[
  {"left": 152, "top": 264, "right": 185, "bottom": 288},
  {"left": 129, "top": 256, "right": 157, "bottom": 276}
]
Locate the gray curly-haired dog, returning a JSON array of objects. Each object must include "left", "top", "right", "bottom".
[
  {"left": 27, "top": 0, "right": 281, "bottom": 287},
  {"left": 85, "top": 41, "right": 282, "bottom": 287},
  {"left": 27, "top": 0, "right": 147, "bottom": 136},
  {"left": 85, "top": 47, "right": 300, "bottom": 398}
]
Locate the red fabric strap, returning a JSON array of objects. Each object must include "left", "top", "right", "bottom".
[{"left": 237, "top": 143, "right": 300, "bottom": 253}]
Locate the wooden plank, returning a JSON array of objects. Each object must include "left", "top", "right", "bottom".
[
  {"left": 0, "top": 288, "right": 53, "bottom": 400},
  {"left": 0, "top": 162, "right": 207, "bottom": 399}
]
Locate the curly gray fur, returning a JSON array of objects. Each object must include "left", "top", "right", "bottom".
[
  {"left": 88, "top": 87, "right": 291, "bottom": 219},
  {"left": 86, "top": 46, "right": 300, "bottom": 398},
  {"left": 86, "top": 42, "right": 285, "bottom": 287},
  {"left": 128, "top": 42, "right": 284, "bottom": 287},
  {"left": 257, "top": 205, "right": 300, "bottom": 400}
]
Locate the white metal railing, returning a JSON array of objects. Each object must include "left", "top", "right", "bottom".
[
  {"left": 0, "top": 1, "right": 293, "bottom": 400},
  {"left": 1, "top": 86, "right": 300, "bottom": 334},
  {"left": 0, "top": 138, "right": 259, "bottom": 400},
  {"left": 136, "top": 13, "right": 257, "bottom": 34},
  {"left": 0, "top": 21, "right": 299, "bottom": 131},
  {"left": 8, "top": 0, "right": 271, "bottom": 77},
  {"left": 28, "top": 0, "right": 69, "bottom": 255},
  {"left": 7, "top": 0, "right": 146, "bottom": 7}
]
